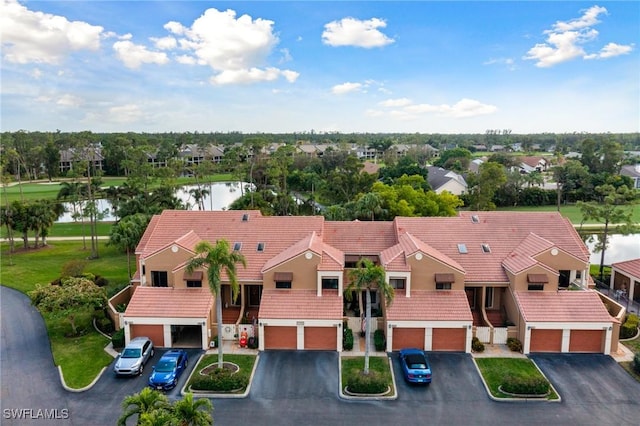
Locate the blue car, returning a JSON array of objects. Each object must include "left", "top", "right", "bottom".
[
  {"left": 148, "top": 350, "right": 188, "bottom": 390},
  {"left": 399, "top": 348, "right": 432, "bottom": 384}
]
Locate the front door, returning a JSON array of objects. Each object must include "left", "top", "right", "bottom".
[{"left": 249, "top": 285, "right": 262, "bottom": 306}]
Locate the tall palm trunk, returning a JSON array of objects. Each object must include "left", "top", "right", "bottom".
[
  {"left": 364, "top": 289, "right": 372, "bottom": 375},
  {"left": 216, "top": 292, "right": 224, "bottom": 369}
]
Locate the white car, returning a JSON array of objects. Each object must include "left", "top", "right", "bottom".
[{"left": 114, "top": 337, "right": 154, "bottom": 376}]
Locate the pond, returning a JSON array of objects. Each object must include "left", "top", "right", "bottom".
[
  {"left": 584, "top": 233, "right": 640, "bottom": 265},
  {"left": 56, "top": 182, "right": 247, "bottom": 223}
]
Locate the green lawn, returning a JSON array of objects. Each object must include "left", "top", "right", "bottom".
[
  {"left": 475, "top": 358, "right": 559, "bottom": 400},
  {"left": 341, "top": 356, "right": 395, "bottom": 396},
  {"left": 621, "top": 334, "right": 640, "bottom": 382},
  {"left": 1, "top": 221, "right": 114, "bottom": 239},
  {"left": 186, "top": 354, "right": 257, "bottom": 393},
  {"left": 497, "top": 203, "right": 640, "bottom": 225},
  {"left": 1, "top": 174, "right": 235, "bottom": 204},
  {"left": 1, "top": 240, "right": 130, "bottom": 388}
]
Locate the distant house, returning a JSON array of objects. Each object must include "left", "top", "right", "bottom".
[
  {"left": 59, "top": 145, "right": 104, "bottom": 174},
  {"left": 362, "top": 161, "right": 381, "bottom": 175},
  {"left": 427, "top": 166, "right": 468, "bottom": 195},
  {"left": 620, "top": 164, "right": 640, "bottom": 189},
  {"left": 519, "top": 156, "right": 549, "bottom": 174},
  {"left": 469, "top": 158, "right": 484, "bottom": 174}
]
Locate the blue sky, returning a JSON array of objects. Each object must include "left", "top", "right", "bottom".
[{"left": 1, "top": 1, "right": 638, "bottom": 134}]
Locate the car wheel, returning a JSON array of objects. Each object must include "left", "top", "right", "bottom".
[
  {"left": 139, "top": 364, "right": 144, "bottom": 375},
  {"left": 150, "top": 349, "right": 155, "bottom": 357},
  {"left": 185, "top": 360, "right": 188, "bottom": 367}
]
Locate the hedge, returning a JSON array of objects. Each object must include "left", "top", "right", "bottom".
[
  {"left": 345, "top": 370, "right": 388, "bottom": 394},
  {"left": 501, "top": 375, "right": 550, "bottom": 396}
]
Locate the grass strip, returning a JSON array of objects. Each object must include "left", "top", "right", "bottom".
[{"left": 475, "top": 357, "right": 558, "bottom": 400}]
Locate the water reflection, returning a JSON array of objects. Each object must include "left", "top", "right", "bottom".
[
  {"left": 56, "top": 182, "right": 248, "bottom": 223},
  {"left": 584, "top": 233, "right": 640, "bottom": 264}
]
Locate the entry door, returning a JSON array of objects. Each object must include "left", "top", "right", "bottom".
[{"left": 249, "top": 285, "right": 262, "bottom": 306}]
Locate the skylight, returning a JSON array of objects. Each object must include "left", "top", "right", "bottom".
[
  {"left": 457, "top": 244, "right": 468, "bottom": 254},
  {"left": 233, "top": 242, "right": 242, "bottom": 251},
  {"left": 257, "top": 242, "right": 265, "bottom": 252},
  {"left": 481, "top": 244, "right": 491, "bottom": 253},
  {"left": 471, "top": 215, "right": 479, "bottom": 223}
]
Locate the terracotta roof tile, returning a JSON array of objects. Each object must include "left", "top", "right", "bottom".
[
  {"left": 514, "top": 291, "right": 615, "bottom": 323},
  {"left": 612, "top": 258, "right": 640, "bottom": 279},
  {"left": 258, "top": 289, "right": 342, "bottom": 320},
  {"left": 323, "top": 221, "right": 397, "bottom": 254},
  {"left": 124, "top": 287, "right": 213, "bottom": 318},
  {"left": 386, "top": 290, "right": 472, "bottom": 321}
]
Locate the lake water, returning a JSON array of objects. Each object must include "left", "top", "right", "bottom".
[
  {"left": 56, "top": 182, "right": 247, "bottom": 222},
  {"left": 585, "top": 233, "right": 639, "bottom": 265}
]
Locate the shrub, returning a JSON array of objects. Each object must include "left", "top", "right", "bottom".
[
  {"left": 472, "top": 337, "right": 485, "bottom": 352},
  {"left": 94, "top": 275, "right": 109, "bottom": 287},
  {"left": 112, "top": 329, "right": 125, "bottom": 349},
  {"left": 96, "top": 316, "right": 114, "bottom": 334},
  {"left": 506, "top": 337, "right": 523, "bottom": 352},
  {"left": 191, "top": 368, "right": 248, "bottom": 391},
  {"left": 345, "top": 370, "right": 388, "bottom": 394},
  {"left": 620, "top": 314, "right": 639, "bottom": 339},
  {"left": 501, "top": 375, "right": 550, "bottom": 396},
  {"left": 373, "top": 329, "right": 385, "bottom": 351},
  {"left": 634, "top": 353, "right": 640, "bottom": 375},
  {"left": 60, "top": 259, "right": 87, "bottom": 278},
  {"left": 343, "top": 328, "right": 354, "bottom": 351},
  {"left": 247, "top": 336, "right": 258, "bottom": 349}
]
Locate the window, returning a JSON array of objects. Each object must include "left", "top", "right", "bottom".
[
  {"left": 186, "top": 281, "right": 201, "bottom": 288},
  {"left": 257, "top": 242, "right": 265, "bottom": 252},
  {"left": 481, "top": 244, "right": 491, "bottom": 253},
  {"left": 485, "top": 287, "right": 494, "bottom": 308},
  {"left": 276, "top": 281, "right": 292, "bottom": 289},
  {"left": 233, "top": 242, "right": 242, "bottom": 251},
  {"left": 457, "top": 244, "right": 468, "bottom": 254},
  {"left": 436, "top": 283, "right": 452, "bottom": 290},
  {"left": 528, "top": 284, "right": 544, "bottom": 291},
  {"left": 151, "top": 271, "right": 168, "bottom": 287},
  {"left": 242, "top": 213, "right": 249, "bottom": 221},
  {"left": 322, "top": 278, "right": 339, "bottom": 290},
  {"left": 390, "top": 278, "right": 405, "bottom": 289}
]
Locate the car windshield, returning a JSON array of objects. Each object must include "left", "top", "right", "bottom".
[
  {"left": 406, "top": 354, "right": 427, "bottom": 369},
  {"left": 122, "top": 348, "right": 141, "bottom": 358},
  {"left": 155, "top": 360, "right": 176, "bottom": 373}
]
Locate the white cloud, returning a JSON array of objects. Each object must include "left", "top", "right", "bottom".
[
  {"left": 379, "top": 98, "right": 412, "bottom": 107},
  {"left": 0, "top": 0, "right": 103, "bottom": 64},
  {"left": 210, "top": 67, "right": 299, "bottom": 85},
  {"left": 331, "top": 82, "right": 363, "bottom": 95},
  {"left": 108, "top": 104, "right": 144, "bottom": 123},
  {"left": 151, "top": 36, "right": 177, "bottom": 50},
  {"left": 523, "top": 5, "right": 632, "bottom": 67},
  {"left": 483, "top": 57, "right": 516, "bottom": 71},
  {"left": 57, "top": 94, "right": 83, "bottom": 107},
  {"left": 31, "top": 68, "right": 43, "bottom": 79},
  {"left": 113, "top": 40, "right": 169, "bottom": 69},
  {"left": 384, "top": 98, "right": 497, "bottom": 118},
  {"left": 584, "top": 42, "right": 634, "bottom": 59},
  {"left": 162, "top": 8, "right": 296, "bottom": 85},
  {"left": 322, "top": 17, "right": 394, "bottom": 48}
]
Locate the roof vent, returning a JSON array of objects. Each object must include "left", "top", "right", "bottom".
[
  {"left": 242, "top": 213, "right": 249, "bottom": 222},
  {"left": 471, "top": 215, "right": 479, "bottom": 223},
  {"left": 481, "top": 244, "right": 491, "bottom": 253},
  {"left": 457, "top": 244, "right": 468, "bottom": 254}
]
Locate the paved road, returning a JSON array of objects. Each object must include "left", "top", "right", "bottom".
[{"left": 2, "top": 285, "right": 640, "bottom": 426}]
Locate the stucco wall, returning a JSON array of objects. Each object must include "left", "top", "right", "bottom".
[
  {"left": 262, "top": 251, "right": 321, "bottom": 291},
  {"left": 406, "top": 255, "right": 464, "bottom": 291},
  {"left": 508, "top": 265, "right": 559, "bottom": 292}
]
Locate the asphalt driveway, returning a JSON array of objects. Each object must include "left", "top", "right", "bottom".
[{"left": 3, "top": 285, "right": 640, "bottom": 426}]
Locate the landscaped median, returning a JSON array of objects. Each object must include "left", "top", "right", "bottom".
[
  {"left": 473, "top": 357, "right": 560, "bottom": 402},
  {"left": 339, "top": 355, "right": 397, "bottom": 400},
  {"left": 182, "top": 353, "right": 259, "bottom": 398}
]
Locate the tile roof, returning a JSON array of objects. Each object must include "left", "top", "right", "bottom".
[
  {"left": 124, "top": 287, "right": 213, "bottom": 318},
  {"left": 136, "top": 210, "right": 324, "bottom": 281},
  {"left": 514, "top": 291, "right": 616, "bottom": 323},
  {"left": 612, "top": 258, "right": 640, "bottom": 279},
  {"left": 386, "top": 290, "right": 473, "bottom": 321},
  {"left": 395, "top": 211, "right": 588, "bottom": 283},
  {"left": 323, "top": 220, "right": 397, "bottom": 254},
  {"left": 258, "top": 289, "right": 342, "bottom": 320},
  {"left": 502, "top": 233, "right": 557, "bottom": 274}
]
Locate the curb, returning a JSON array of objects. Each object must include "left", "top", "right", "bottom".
[
  {"left": 471, "top": 357, "right": 562, "bottom": 403},
  {"left": 59, "top": 366, "right": 107, "bottom": 393},
  {"left": 338, "top": 353, "right": 398, "bottom": 401},
  {"left": 180, "top": 353, "right": 260, "bottom": 399}
]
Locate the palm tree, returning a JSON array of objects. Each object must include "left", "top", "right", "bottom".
[
  {"left": 345, "top": 258, "right": 394, "bottom": 374},
  {"left": 186, "top": 240, "right": 246, "bottom": 369},
  {"left": 171, "top": 393, "right": 212, "bottom": 426},
  {"left": 356, "top": 192, "right": 383, "bottom": 221},
  {"left": 137, "top": 409, "right": 175, "bottom": 426},
  {"left": 189, "top": 187, "right": 210, "bottom": 211},
  {"left": 118, "top": 387, "right": 170, "bottom": 426},
  {"left": 109, "top": 213, "right": 151, "bottom": 278}
]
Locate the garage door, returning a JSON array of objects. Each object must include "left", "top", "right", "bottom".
[
  {"left": 530, "top": 329, "right": 562, "bottom": 352},
  {"left": 130, "top": 324, "right": 164, "bottom": 347},
  {"left": 392, "top": 328, "right": 425, "bottom": 351},
  {"left": 569, "top": 330, "right": 603, "bottom": 353},
  {"left": 264, "top": 326, "right": 297, "bottom": 350},
  {"left": 432, "top": 328, "right": 466, "bottom": 351},
  {"left": 304, "top": 327, "right": 337, "bottom": 350}
]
